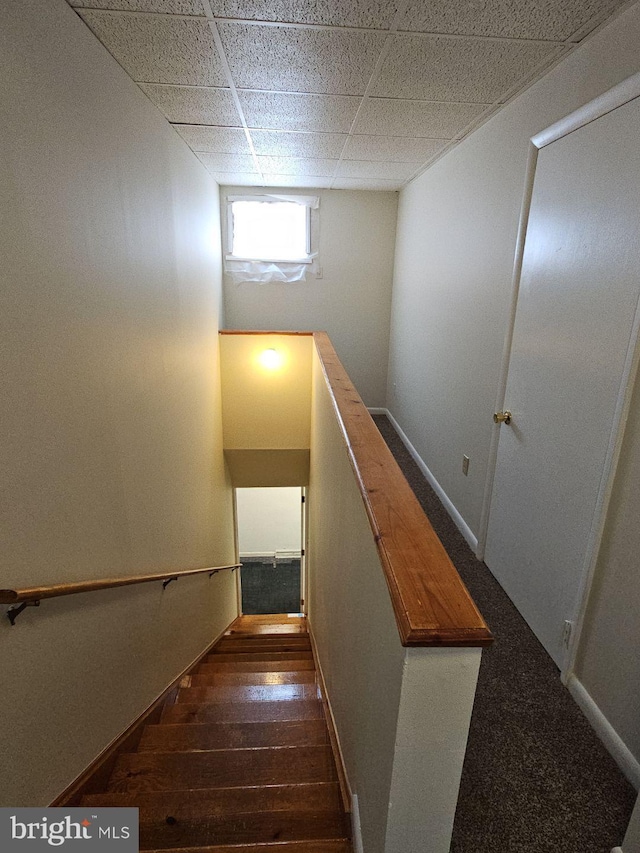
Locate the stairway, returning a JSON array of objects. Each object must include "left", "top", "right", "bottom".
[{"left": 82, "top": 614, "right": 353, "bottom": 853}]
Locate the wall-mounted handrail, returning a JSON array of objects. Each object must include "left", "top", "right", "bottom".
[{"left": 1, "top": 564, "right": 242, "bottom": 624}]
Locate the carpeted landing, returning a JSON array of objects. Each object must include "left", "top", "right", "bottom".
[
  {"left": 240, "top": 558, "right": 302, "bottom": 615},
  {"left": 372, "top": 414, "right": 636, "bottom": 853}
]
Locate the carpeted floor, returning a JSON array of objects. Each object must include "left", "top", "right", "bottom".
[
  {"left": 373, "top": 414, "right": 636, "bottom": 853},
  {"left": 240, "top": 559, "right": 301, "bottom": 615}
]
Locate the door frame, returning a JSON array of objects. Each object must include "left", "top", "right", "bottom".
[{"left": 477, "top": 70, "right": 640, "bottom": 682}]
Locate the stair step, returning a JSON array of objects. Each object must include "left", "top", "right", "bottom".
[
  {"left": 199, "top": 661, "right": 315, "bottom": 675},
  {"left": 82, "top": 782, "right": 343, "bottom": 818},
  {"left": 190, "top": 671, "right": 316, "bottom": 688},
  {"left": 162, "top": 700, "right": 324, "bottom": 726},
  {"left": 137, "top": 809, "right": 350, "bottom": 849},
  {"left": 224, "top": 632, "right": 309, "bottom": 641},
  {"left": 213, "top": 644, "right": 312, "bottom": 656},
  {"left": 139, "top": 720, "right": 327, "bottom": 752},
  {"left": 108, "top": 746, "right": 337, "bottom": 793},
  {"left": 226, "top": 616, "right": 306, "bottom": 636},
  {"left": 216, "top": 638, "right": 311, "bottom": 652},
  {"left": 208, "top": 652, "right": 313, "bottom": 663},
  {"left": 177, "top": 685, "right": 320, "bottom": 705},
  {"left": 144, "top": 841, "right": 352, "bottom": 853}
]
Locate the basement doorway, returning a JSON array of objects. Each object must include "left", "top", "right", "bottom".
[{"left": 235, "top": 487, "right": 304, "bottom": 615}]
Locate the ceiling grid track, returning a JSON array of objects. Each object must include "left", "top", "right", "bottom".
[
  {"left": 199, "top": 0, "right": 264, "bottom": 184},
  {"left": 68, "top": 0, "right": 635, "bottom": 191}
]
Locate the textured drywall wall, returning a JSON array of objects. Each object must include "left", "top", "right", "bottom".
[
  {"left": 388, "top": 2, "right": 640, "bottom": 773},
  {"left": 219, "top": 333, "right": 312, "bottom": 449},
  {"left": 0, "top": 0, "right": 236, "bottom": 805},
  {"left": 221, "top": 188, "right": 398, "bottom": 408}
]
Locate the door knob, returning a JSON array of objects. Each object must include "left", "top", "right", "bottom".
[{"left": 493, "top": 410, "right": 512, "bottom": 425}]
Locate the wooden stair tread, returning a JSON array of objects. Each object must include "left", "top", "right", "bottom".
[
  {"left": 139, "top": 720, "right": 327, "bottom": 752},
  {"left": 226, "top": 616, "right": 307, "bottom": 636},
  {"left": 177, "top": 685, "right": 320, "bottom": 705},
  {"left": 108, "top": 745, "right": 338, "bottom": 793},
  {"left": 77, "top": 615, "right": 351, "bottom": 852},
  {"left": 82, "top": 782, "right": 344, "bottom": 818},
  {"left": 144, "top": 841, "right": 351, "bottom": 853},
  {"left": 136, "top": 810, "right": 350, "bottom": 849},
  {"left": 190, "top": 671, "right": 316, "bottom": 688},
  {"left": 224, "top": 633, "right": 309, "bottom": 641},
  {"left": 199, "top": 661, "right": 315, "bottom": 674},
  {"left": 216, "top": 634, "right": 311, "bottom": 650},
  {"left": 213, "top": 645, "right": 312, "bottom": 656},
  {"left": 162, "top": 700, "right": 324, "bottom": 726},
  {"left": 207, "top": 652, "right": 313, "bottom": 663}
]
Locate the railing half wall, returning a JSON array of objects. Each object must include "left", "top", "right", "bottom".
[
  {"left": 312, "top": 331, "right": 491, "bottom": 647},
  {"left": 307, "top": 332, "right": 489, "bottom": 853}
]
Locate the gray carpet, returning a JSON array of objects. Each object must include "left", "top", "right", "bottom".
[
  {"left": 240, "top": 559, "right": 301, "bottom": 615},
  {"left": 372, "top": 414, "right": 636, "bottom": 853}
]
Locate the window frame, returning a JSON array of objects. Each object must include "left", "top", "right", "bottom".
[{"left": 225, "top": 196, "right": 314, "bottom": 265}]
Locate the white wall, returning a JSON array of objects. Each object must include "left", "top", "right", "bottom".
[
  {"left": 221, "top": 187, "right": 398, "bottom": 408},
  {"left": 387, "top": 1, "right": 640, "bottom": 777},
  {"left": 308, "top": 348, "right": 480, "bottom": 853},
  {"left": 237, "top": 488, "right": 302, "bottom": 555},
  {"left": 622, "top": 795, "right": 640, "bottom": 853},
  {"left": 576, "top": 371, "right": 640, "bottom": 769},
  {"left": 0, "top": 0, "right": 237, "bottom": 805}
]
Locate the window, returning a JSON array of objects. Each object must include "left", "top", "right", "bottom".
[
  {"left": 224, "top": 194, "right": 319, "bottom": 283},
  {"left": 228, "top": 199, "right": 310, "bottom": 263}
]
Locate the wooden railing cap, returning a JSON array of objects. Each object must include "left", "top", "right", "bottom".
[{"left": 312, "top": 331, "right": 492, "bottom": 648}]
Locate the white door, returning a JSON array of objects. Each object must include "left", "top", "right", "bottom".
[{"left": 485, "top": 93, "right": 640, "bottom": 669}]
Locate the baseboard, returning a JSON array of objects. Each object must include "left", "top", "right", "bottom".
[
  {"left": 307, "top": 620, "right": 352, "bottom": 815},
  {"left": 379, "top": 409, "right": 479, "bottom": 552},
  {"left": 50, "top": 618, "right": 236, "bottom": 806},
  {"left": 566, "top": 674, "right": 640, "bottom": 790}
]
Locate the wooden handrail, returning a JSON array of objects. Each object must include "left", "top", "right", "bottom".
[
  {"left": 0, "top": 564, "right": 241, "bottom": 605},
  {"left": 312, "top": 332, "right": 492, "bottom": 648}
]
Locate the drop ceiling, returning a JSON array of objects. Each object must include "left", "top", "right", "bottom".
[{"left": 68, "top": 0, "right": 629, "bottom": 191}]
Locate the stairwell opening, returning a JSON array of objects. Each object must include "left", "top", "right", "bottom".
[{"left": 235, "top": 487, "right": 306, "bottom": 615}]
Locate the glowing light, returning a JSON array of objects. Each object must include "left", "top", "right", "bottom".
[{"left": 259, "top": 348, "right": 283, "bottom": 370}]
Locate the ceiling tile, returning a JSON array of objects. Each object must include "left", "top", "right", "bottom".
[
  {"left": 261, "top": 175, "right": 333, "bottom": 188},
  {"left": 139, "top": 84, "right": 239, "bottom": 123},
  {"left": 250, "top": 130, "right": 346, "bottom": 158},
  {"left": 332, "top": 178, "right": 401, "bottom": 190},
  {"left": 371, "top": 34, "right": 559, "bottom": 102},
  {"left": 344, "top": 135, "right": 446, "bottom": 162},
  {"left": 218, "top": 23, "right": 386, "bottom": 95},
  {"left": 209, "top": 0, "right": 399, "bottom": 28},
  {"left": 173, "top": 125, "right": 250, "bottom": 153},
  {"left": 196, "top": 152, "right": 258, "bottom": 172},
  {"left": 210, "top": 173, "right": 262, "bottom": 186},
  {"left": 238, "top": 91, "right": 360, "bottom": 133},
  {"left": 256, "top": 156, "right": 337, "bottom": 176},
  {"left": 399, "top": 0, "right": 626, "bottom": 41},
  {"left": 78, "top": 11, "right": 227, "bottom": 85},
  {"left": 70, "top": 0, "right": 203, "bottom": 12},
  {"left": 336, "top": 160, "right": 415, "bottom": 180},
  {"left": 354, "top": 97, "right": 489, "bottom": 138}
]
